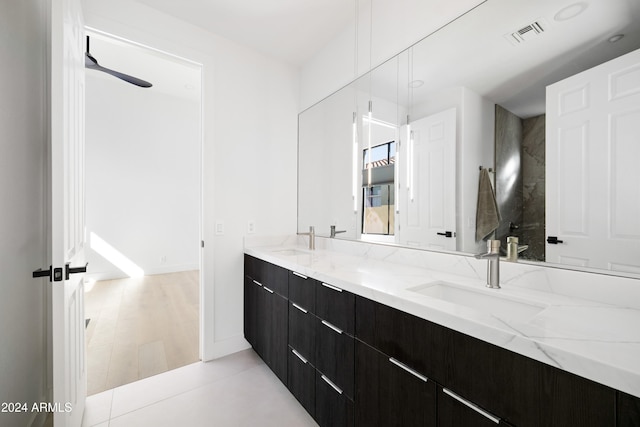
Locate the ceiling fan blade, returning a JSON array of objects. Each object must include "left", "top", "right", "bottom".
[
  {"left": 85, "top": 55, "right": 153, "bottom": 88},
  {"left": 84, "top": 36, "right": 153, "bottom": 88}
]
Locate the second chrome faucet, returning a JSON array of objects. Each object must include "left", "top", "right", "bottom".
[{"left": 475, "top": 240, "right": 501, "bottom": 289}]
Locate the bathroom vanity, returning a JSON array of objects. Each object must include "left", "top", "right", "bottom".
[{"left": 244, "top": 236, "right": 640, "bottom": 427}]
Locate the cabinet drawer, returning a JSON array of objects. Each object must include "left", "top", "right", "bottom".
[
  {"left": 355, "top": 340, "right": 436, "bottom": 427},
  {"left": 618, "top": 391, "right": 640, "bottom": 427},
  {"left": 288, "top": 346, "right": 315, "bottom": 418},
  {"left": 315, "top": 370, "right": 354, "bottom": 427},
  {"left": 289, "top": 301, "right": 316, "bottom": 365},
  {"left": 437, "top": 387, "right": 505, "bottom": 427},
  {"left": 316, "top": 281, "right": 354, "bottom": 335},
  {"left": 245, "top": 255, "right": 288, "bottom": 297},
  {"left": 288, "top": 271, "right": 316, "bottom": 312},
  {"left": 355, "top": 295, "right": 446, "bottom": 382},
  {"left": 316, "top": 317, "right": 354, "bottom": 399}
]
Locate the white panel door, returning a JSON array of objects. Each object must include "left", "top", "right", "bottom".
[
  {"left": 50, "top": 0, "right": 86, "bottom": 425},
  {"left": 546, "top": 48, "right": 640, "bottom": 273},
  {"left": 400, "top": 108, "right": 456, "bottom": 249}
]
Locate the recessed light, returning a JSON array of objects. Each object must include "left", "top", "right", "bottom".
[
  {"left": 554, "top": 2, "right": 588, "bottom": 22},
  {"left": 608, "top": 34, "right": 624, "bottom": 43},
  {"left": 409, "top": 80, "right": 424, "bottom": 88}
]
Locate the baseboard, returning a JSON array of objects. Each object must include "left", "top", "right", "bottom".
[
  {"left": 85, "top": 264, "right": 199, "bottom": 282},
  {"left": 204, "top": 335, "right": 251, "bottom": 361}
]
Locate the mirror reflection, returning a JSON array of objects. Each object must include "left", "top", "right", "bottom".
[{"left": 298, "top": 0, "right": 640, "bottom": 277}]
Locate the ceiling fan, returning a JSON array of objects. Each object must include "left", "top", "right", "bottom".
[{"left": 85, "top": 36, "right": 153, "bottom": 88}]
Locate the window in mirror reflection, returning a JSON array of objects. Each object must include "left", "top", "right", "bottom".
[
  {"left": 363, "top": 185, "right": 395, "bottom": 235},
  {"left": 362, "top": 141, "right": 396, "bottom": 236}
]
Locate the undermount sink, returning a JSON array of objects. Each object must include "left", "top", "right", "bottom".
[
  {"left": 409, "top": 281, "right": 546, "bottom": 323},
  {"left": 272, "top": 249, "right": 310, "bottom": 256}
]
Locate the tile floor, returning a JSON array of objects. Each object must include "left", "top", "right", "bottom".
[{"left": 82, "top": 349, "right": 318, "bottom": 427}]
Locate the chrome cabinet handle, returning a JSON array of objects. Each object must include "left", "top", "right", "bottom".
[
  {"left": 321, "top": 319, "right": 343, "bottom": 334},
  {"left": 292, "top": 271, "right": 308, "bottom": 279},
  {"left": 263, "top": 286, "right": 274, "bottom": 294},
  {"left": 252, "top": 279, "right": 263, "bottom": 287},
  {"left": 321, "top": 375, "right": 343, "bottom": 395},
  {"left": 292, "top": 303, "right": 308, "bottom": 314},
  {"left": 291, "top": 348, "right": 308, "bottom": 364},
  {"left": 320, "top": 282, "right": 342, "bottom": 292},
  {"left": 442, "top": 388, "right": 500, "bottom": 424},
  {"left": 389, "top": 358, "right": 428, "bottom": 382}
]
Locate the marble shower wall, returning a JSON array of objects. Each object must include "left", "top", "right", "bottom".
[
  {"left": 494, "top": 106, "right": 545, "bottom": 261},
  {"left": 522, "top": 114, "right": 545, "bottom": 261},
  {"left": 494, "top": 105, "right": 523, "bottom": 246}
]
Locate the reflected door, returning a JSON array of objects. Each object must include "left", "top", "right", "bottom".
[
  {"left": 546, "top": 48, "right": 640, "bottom": 274},
  {"left": 399, "top": 108, "right": 456, "bottom": 250}
]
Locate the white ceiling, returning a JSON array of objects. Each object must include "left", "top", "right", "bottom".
[
  {"left": 87, "top": 0, "right": 640, "bottom": 119},
  {"left": 134, "top": 0, "right": 354, "bottom": 67}
]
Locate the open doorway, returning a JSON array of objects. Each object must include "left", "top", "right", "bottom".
[{"left": 82, "top": 30, "right": 203, "bottom": 395}]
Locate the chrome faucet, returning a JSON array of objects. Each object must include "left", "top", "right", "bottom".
[
  {"left": 330, "top": 225, "right": 346, "bottom": 238},
  {"left": 298, "top": 226, "right": 315, "bottom": 250},
  {"left": 475, "top": 240, "right": 501, "bottom": 289}
]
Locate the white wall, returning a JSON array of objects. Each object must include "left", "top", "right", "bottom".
[
  {"left": 0, "top": 1, "right": 49, "bottom": 426},
  {"left": 85, "top": 70, "right": 200, "bottom": 281},
  {"left": 299, "top": 0, "right": 485, "bottom": 110},
  {"left": 83, "top": 0, "right": 299, "bottom": 360}
]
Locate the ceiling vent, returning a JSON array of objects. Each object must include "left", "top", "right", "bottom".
[{"left": 505, "top": 20, "right": 547, "bottom": 45}]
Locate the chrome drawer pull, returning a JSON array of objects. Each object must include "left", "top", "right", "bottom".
[
  {"left": 252, "top": 280, "right": 263, "bottom": 287},
  {"left": 292, "top": 303, "right": 308, "bottom": 314},
  {"left": 389, "top": 358, "right": 428, "bottom": 382},
  {"left": 321, "top": 375, "right": 343, "bottom": 395},
  {"left": 321, "top": 282, "right": 343, "bottom": 292},
  {"left": 321, "top": 319, "right": 343, "bottom": 334},
  {"left": 292, "top": 271, "right": 308, "bottom": 279},
  {"left": 291, "top": 348, "right": 308, "bottom": 364},
  {"left": 442, "top": 388, "right": 500, "bottom": 424},
  {"left": 263, "top": 286, "right": 274, "bottom": 294}
]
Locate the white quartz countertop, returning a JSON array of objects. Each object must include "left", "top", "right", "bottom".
[{"left": 245, "top": 241, "right": 640, "bottom": 399}]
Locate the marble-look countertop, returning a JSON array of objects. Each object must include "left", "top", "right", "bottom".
[{"left": 244, "top": 239, "right": 640, "bottom": 399}]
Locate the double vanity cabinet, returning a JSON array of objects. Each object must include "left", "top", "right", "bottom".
[{"left": 244, "top": 254, "right": 640, "bottom": 426}]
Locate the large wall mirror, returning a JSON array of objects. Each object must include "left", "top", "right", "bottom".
[{"left": 298, "top": 0, "right": 640, "bottom": 277}]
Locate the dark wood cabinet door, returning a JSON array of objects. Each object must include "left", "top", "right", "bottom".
[
  {"left": 288, "top": 271, "right": 316, "bottom": 312},
  {"left": 618, "top": 391, "right": 640, "bottom": 426},
  {"left": 315, "top": 370, "right": 354, "bottom": 427},
  {"left": 270, "top": 291, "right": 288, "bottom": 384},
  {"left": 243, "top": 275, "right": 257, "bottom": 348},
  {"left": 437, "top": 386, "right": 502, "bottom": 427},
  {"left": 288, "top": 346, "right": 315, "bottom": 418},
  {"left": 316, "top": 281, "right": 355, "bottom": 335},
  {"left": 355, "top": 340, "right": 436, "bottom": 427},
  {"left": 245, "top": 255, "right": 288, "bottom": 297},
  {"left": 262, "top": 259, "right": 288, "bottom": 297},
  {"left": 442, "top": 326, "right": 616, "bottom": 427},
  {"left": 315, "top": 316, "right": 354, "bottom": 399},
  {"left": 289, "top": 301, "right": 316, "bottom": 365},
  {"left": 355, "top": 295, "right": 447, "bottom": 383}
]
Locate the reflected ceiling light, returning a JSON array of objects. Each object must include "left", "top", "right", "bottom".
[
  {"left": 554, "top": 2, "right": 588, "bottom": 22},
  {"left": 608, "top": 34, "right": 624, "bottom": 43},
  {"left": 352, "top": 112, "right": 358, "bottom": 212},
  {"left": 409, "top": 80, "right": 424, "bottom": 88}
]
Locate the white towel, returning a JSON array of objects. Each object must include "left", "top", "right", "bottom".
[{"left": 476, "top": 168, "right": 501, "bottom": 241}]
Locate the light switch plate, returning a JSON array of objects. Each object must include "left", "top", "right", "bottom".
[{"left": 215, "top": 221, "right": 224, "bottom": 235}]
